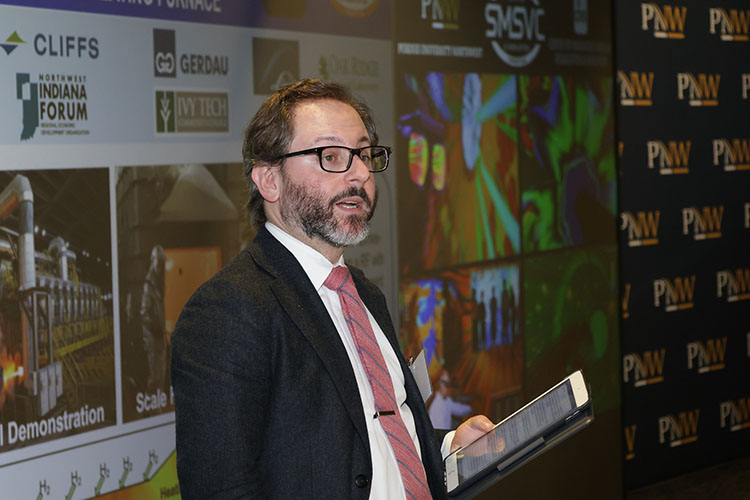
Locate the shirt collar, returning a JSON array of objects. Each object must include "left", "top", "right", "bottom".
[{"left": 265, "top": 222, "right": 345, "bottom": 290}]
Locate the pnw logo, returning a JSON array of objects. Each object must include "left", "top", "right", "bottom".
[
  {"left": 621, "top": 211, "right": 660, "bottom": 246},
  {"left": 677, "top": 73, "right": 720, "bottom": 106},
  {"left": 623, "top": 349, "right": 666, "bottom": 387},
  {"left": 659, "top": 409, "right": 700, "bottom": 447},
  {"left": 617, "top": 71, "right": 654, "bottom": 106},
  {"left": 647, "top": 140, "right": 690, "bottom": 174},
  {"left": 687, "top": 337, "right": 727, "bottom": 373},
  {"left": 624, "top": 425, "right": 637, "bottom": 460},
  {"left": 485, "top": 0, "right": 545, "bottom": 68},
  {"left": 653, "top": 275, "right": 695, "bottom": 312},
  {"left": 682, "top": 205, "right": 723, "bottom": 240},
  {"left": 709, "top": 8, "right": 749, "bottom": 41},
  {"left": 716, "top": 268, "right": 750, "bottom": 303},
  {"left": 642, "top": 3, "right": 687, "bottom": 39},
  {"left": 721, "top": 398, "right": 750, "bottom": 432},
  {"left": 744, "top": 74, "right": 750, "bottom": 100},
  {"left": 2, "top": 31, "right": 26, "bottom": 55},
  {"left": 713, "top": 138, "right": 750, "bottom": 171},
  {"left": 421, "top": 0, "right": 461, "bottom": 29}
]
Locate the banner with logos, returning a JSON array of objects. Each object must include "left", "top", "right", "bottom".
[
  {"left": 615, "top": 0, "right": 750, "bottom": 489},
  {"left": 0, "top": 2, "right": 394, "bottom": 498},
  {"left": 394, "top": 2, "right": 621, "bottom": 499}
]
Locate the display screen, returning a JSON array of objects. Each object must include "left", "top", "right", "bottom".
[{"left": 456, "top": 382, "right": 576, "bottom": 483}]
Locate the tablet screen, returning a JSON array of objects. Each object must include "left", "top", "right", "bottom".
[{"left": 456, "top": 381, "right": 576, "bottom": 484}]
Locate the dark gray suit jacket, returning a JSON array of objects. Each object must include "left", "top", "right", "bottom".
[{"left": 171, "top": 226, "right": 447, "bottom": 499}]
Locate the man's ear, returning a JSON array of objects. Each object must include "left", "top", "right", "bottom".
[{"left": 251, "top": 163, "right": 281, "bottom": 203}]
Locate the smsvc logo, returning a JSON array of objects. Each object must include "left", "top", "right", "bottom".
[{"left": 485, "top": 0, "right": 545, "bottom": 68}]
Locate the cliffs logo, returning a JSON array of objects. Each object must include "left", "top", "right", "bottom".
[
  {"left": 647, "top": 140, "right": 690, "bottom": 174},
  {"left": 15, "top": 72, "right": 90, "bottom": 141},
  {"left": 624, "top": 425, "right": 637, "bottom": 460},
  {"left": 623, "top": 349, "right": 666, "bottom": 387},
  {"left": 713, "top": 138, "right": 750, "bottom": 171},
  {"left": 621, "top": 211, "right": 660, "bottom": 246},
  {"left": 659, "top": 409, "right": 700, "bottom": 447},
  {"left": 622, "top": 283, "right": 631, "bottom": 319},
  {"left": 617, "top": 71, "right": 654, "bottom": 106},
  {"left": 677, "top": 73, "right": 720, "bottom": 106},
  {"left": 2, "top": 31, "right": 26, "bottom": 55},
  {"left": 720, "top": 398, "right": 750, "bottom": 432},
  {"left": 155, "top": 90, "right": 229, "bottom": 134},
  {"left": 421, "top": 0, "right": 461, "bottom": 29},
  {"left": 709, "top": 8, "right": 749, "bottom": 41},
  {"left": 716, "top": 268, "right": 750, "bottom": 303},
  {"left": 642, "top": 3, "right": 687, "bottom": 39},
  {"left": 653, "top": 275, "right": 695, "bottom": 312},
  {"left": 485, "top": 0, "right": 545, "bottom": 68},
  {"left": 682, "top": 205, "right": 723, "bottom": 240},
  {"left": 687, "top": 337, "right": 727, "bottom": 373}
]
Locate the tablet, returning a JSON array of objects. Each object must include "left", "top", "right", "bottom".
[{"left": 445, "top": 370, "right": 591, "bottom": 496}]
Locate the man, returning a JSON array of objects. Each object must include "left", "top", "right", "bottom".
[
  {"left": 428, "top": 369, "right": 472, "bottom": 430},
  {"left": 171, "top": 79, "right": 493, "bottom": 499}
]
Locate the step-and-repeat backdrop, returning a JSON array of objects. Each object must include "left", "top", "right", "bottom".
[{"left": 615, "top": 0, "right": 750, "bottom": 490}]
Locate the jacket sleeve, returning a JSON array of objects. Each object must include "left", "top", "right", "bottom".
[{"left": 170, "top": 276, "right": 272, "bottom": 500}]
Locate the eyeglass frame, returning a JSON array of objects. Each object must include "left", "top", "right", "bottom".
[{"left": 274, "top": 145, "right": 392, "bottom": 173}]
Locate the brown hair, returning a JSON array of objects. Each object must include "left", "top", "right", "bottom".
[{"left": 241, "top": 78, "right": 379, "bottom": 229}]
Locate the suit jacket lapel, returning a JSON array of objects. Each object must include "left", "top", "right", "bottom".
[{"left": 249, "top": 227, "right": 370, "bottom": 451}]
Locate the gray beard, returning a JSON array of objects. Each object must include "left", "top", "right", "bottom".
[{"left": 279, "top": 171, "right": 378, "bottom": 248}]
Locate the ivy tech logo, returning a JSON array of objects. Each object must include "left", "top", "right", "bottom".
[
  {"left": 155, "top": 90, "right": 175, "bottom": 133},
  {"left": 155, "top": 89, "right": 229, "bottom": 134},
  {"left": 1, "top": 31, "right": 26, "bottom": 55}
]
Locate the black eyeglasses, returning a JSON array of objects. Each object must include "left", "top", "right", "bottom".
[{"left": 276, "top": 145, "right": 391, "bottom": 173}]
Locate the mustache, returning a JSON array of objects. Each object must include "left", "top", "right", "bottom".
[{"left": 329, "top": 187, "right": 373, "bottom": 209}]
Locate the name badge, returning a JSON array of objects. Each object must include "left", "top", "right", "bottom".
[{"left": 408, "top": 349, "right": 432, "bottom": 403}]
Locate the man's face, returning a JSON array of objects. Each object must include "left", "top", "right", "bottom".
[{"left": 277, "top": 99, "right": 378, "bottom": 249}]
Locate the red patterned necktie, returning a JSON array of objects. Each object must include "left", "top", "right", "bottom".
[{"left": 324, "top": 266, "right": 432, "bottom": 500}]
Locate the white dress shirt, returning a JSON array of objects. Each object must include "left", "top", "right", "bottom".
[{"left": 266, "top": 222, "right": 419, "bottom": 499}]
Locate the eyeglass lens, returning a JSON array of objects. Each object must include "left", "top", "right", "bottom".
[{"left": 320, "top": 146, "right": 388, "bottom": 172}]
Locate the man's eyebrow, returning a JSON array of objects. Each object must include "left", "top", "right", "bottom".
[{"left": 310, "top": 135, "right": 371, "bottom": 146}]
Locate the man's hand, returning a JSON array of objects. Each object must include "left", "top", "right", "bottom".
[{"left": 451, "top": 415, "right": 495, "bottom": 453}]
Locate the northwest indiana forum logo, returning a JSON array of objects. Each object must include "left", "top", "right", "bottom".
[{"left": 15, "top": 73, "right": 90, "bottom": 140}]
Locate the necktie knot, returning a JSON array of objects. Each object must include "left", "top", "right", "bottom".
[{"left": 324, "top": 265, "right": 351, "bottom": 292}]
